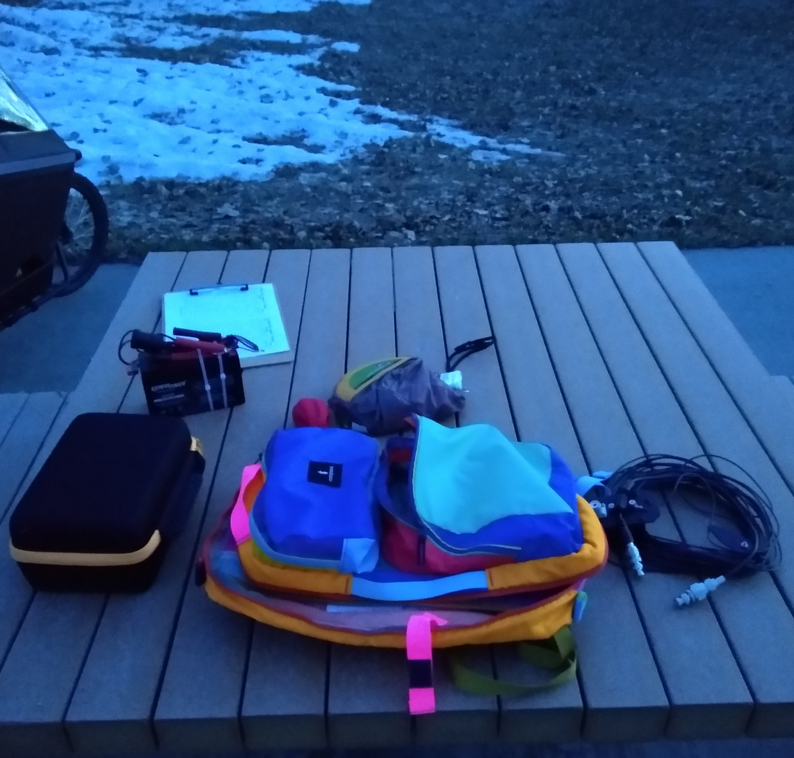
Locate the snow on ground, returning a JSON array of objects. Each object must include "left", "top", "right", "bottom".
[{"left": 0, "top": 0, "right": 540, "bottom": 184}]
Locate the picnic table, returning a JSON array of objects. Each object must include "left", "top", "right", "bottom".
[{"left": 2, "top": 242, "right": 794, "bottom": 756}]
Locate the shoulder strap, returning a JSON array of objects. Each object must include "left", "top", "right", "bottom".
[
  {"left": 447, "top": 626, "right": 577, "bottom": 696},
  {"left": 445, "top": 336, "right": 495, "bottom": 372}
]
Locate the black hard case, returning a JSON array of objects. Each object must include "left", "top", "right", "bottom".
[{"left": 9, "top": 413, "right": 204, "bottom": 591}]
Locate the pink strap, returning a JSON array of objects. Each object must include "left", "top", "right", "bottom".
[
  {"left": 230, "top": 464, "right": 261, "bottom": 545},
  {"left": 409, "top": 687, "right": 436, "bottom": 717},
  {"left": 406, "top": 612, "right": 447, "bottom": 716}
]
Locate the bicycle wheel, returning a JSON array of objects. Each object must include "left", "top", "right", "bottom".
[{"left": 52, "top": 171, "right": 109, "bottom": 297}]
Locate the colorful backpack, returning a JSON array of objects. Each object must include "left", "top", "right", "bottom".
[{"left": 200, "top": 417, "right": 608, "bottom": 713}]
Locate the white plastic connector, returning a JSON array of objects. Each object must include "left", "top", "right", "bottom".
[
  {"left": 627, "top": 542, "right": 644, "bottom": 577},
  {"left": 675, "top": 576, "right": 726, "bottom": 607},
  {"left": 590, "top": 500, "right": 607, "bottom": 518}
]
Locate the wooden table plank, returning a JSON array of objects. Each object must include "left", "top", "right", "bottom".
[
  {"left": 242, "top": 248, "right": 351, "bottom": 752},
  {"left": 0, "top": 393, "right": 26, "bottom": 447},
  {"left": 477, "top": 244, "right": 666, "bottom": 743},
  {"left": 150, "top": 250, "right": 291, "bottom": 755},
  {"left": 639, "top": 241, "right": 770, "bottom": 388},
  {"left": 326, "top": 246, "right": 412, "bottom": 749},
  {"left": 0, "top": 252, "right": 186, "bottom": 758},
  {"left": 434, "top": 245, "right": 585, "bottom": 743},
  {"left": 770, "top": 376, "right": 794, "bottom": 416},
  {"left": 599, "top": 242, "right": 794, "bottom": 738},
  {"left": 555, "top": 242, "right": 753, "bottom": 740},
  {"left": 439, "top": 244, "right": 582, "bottom": 745},
  {"left": 393, "top": 247, "right": 448, "bottom": 368},
  {"left": 0, "top": 393, "right": 65, "bottom": 662},
  {"left": 3, "top": 240, "right": 793, "bottom": 752},
  {"left": 0, "top": 393, "right": 65, "bottom": 525},
  {"left": 391, "top": 246, "right": 491, "bottom": 746},
  {"left": 424, "top": 245, "right": 508, "bottom": 744},
  {"left": 517, "top": 242, "right": 673, "bottom": 745},
  {"left": 638, "top": 242, "right": 794, "bottom": 604},
  {"left": 67, "top": 249, "right": 230, "bottom": 754},
  {"left": 67, "top": 251, "right": 262, "bottom": 755},
  {"left": 19, "top": 253, "right": 187, "bottom": 490},
  {"left": 237, "top": 249, "right": 331, "bottom": 753}
]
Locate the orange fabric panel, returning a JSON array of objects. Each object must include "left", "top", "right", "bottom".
[
  {"left": 238, "top": 539, "right": 352, "bottom": 596},
  {"left": 486, "top": 496, "right": 608, "bottom": 592},
  {"left": 237, "top": 465, "right": 605, "bottom": 599}
]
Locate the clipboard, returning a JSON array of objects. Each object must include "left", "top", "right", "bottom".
[{"left": 162, "top": 283, "right": 292, "bottom": 368}]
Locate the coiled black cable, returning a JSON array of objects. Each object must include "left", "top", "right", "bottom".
[{"left": 596, "top": 453, "right": 781, "bottom": 580}]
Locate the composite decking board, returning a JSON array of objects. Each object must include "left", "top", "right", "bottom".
[
  {"left": 17, "top": 252, "right": 187, "bottom": 491},
  {"left": 153, "top": 250, "right": 309, "bottom": 755},
  {"left": 392, "top": 247, "right": 448, "bottom": 368},
  {"left": 447, "top": 244, "right": 582, "bottom": 742},
  {"left": 0, "top": 252, "right": 187, "bottom": 758},
  {"left": 431, "top": 245, "right": 509, "bottom": 742},
  {"left": 640, "top": 241, "right": 774, "bottom": 397},
  {"left": 0, "top": 393, "right": 26, "bottom": 447},
  {"left": 0, "top": 392, "right": 66, "bottom": 667},
  {"left": 770, "top": 376, "right": 794, "bottom": 417},
  {"left": 0, "top": 392, "right": 64, "bottom": 526},
  {"left": 69, "top": 250, "right": 231, "bottom": 754},
  {"left": 474, "top": 244, "right": 667, "bottom": 743},
  {"left": 555, "top": 243, "right": 753, "bottom": 739},
  {"left": 637, "top": 243, "right": 794, "bottom": 602},
  {"left": 235, "top": 249, "right": 329, "bottom": 753},
  {"left": 239, "top": 250, "right": 327, "bottom": 752},
  {"left": 516, "top": 243, "right": 674, "bottom": 744},
  {"left": 434, "top": 245, "right": 585, "bottom": 742},
  {"left": 243, "top": 248, "right": 353, "bottom": 751},
  {"left": 392, "top": 247, "right": 495, "bottom": 746},
  {"left": 67, "top": 252, "right": 261, "bottom": 756},
  {"left": 3, "top": 242, "right": 791, "bottom": 753},
  {"left": 345, "top": 246, "right": 396, "bottom": 367},
  {"left": 326, "top": 246, "right": 412, "bottom": 749},
  {"left": 598, "top": 242, "right": 794, "bottom": 738}
]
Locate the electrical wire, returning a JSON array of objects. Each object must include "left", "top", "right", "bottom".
[{"left": 596, "top": 453, "right": 781, "bottom": 581}]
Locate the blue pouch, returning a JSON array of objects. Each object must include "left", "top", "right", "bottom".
[{"left": 250, "top": 427, "right": 380, "bottom": 573}]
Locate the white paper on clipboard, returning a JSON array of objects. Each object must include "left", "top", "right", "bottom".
[{"left": 162, "top": 283, "right": 292, "bottom": 368}]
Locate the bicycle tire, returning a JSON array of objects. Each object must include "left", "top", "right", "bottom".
[{"left": 53, "top": 171, "right": 109, "bottom": 297}]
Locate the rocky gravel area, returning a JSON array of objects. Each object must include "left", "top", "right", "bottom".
[{"left": 101, "top": 0, "right": 794, "bottom": 259}]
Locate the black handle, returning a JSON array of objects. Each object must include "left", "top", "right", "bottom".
[
  {"left": 173, "top": 327, "right": 224, "bottom": 342},
  {"left": 129, "top": 330, "right": 172, "bottom": 354}
]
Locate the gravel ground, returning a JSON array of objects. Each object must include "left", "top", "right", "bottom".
[{"left": 102, "top": 0, "right": 794, "bottom": 259}]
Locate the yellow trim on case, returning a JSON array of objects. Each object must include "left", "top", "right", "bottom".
[{"left": 10, "top": 530, "right": 161, "bottom": 567}]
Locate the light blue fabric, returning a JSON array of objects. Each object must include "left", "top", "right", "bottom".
[
  {"left": 576, "top": 472, "right": 612, "bottom": 497},
  {"left": 351, "top": 570, "right": 489, "bottom": 601},
  {"left": 413, "top": 418, "right": 574, "bottom": 534},
  {"left": 340, "top": 538, "right": 380, "bottom": 575}
]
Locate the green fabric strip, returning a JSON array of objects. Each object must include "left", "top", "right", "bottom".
[{"left": 448, "top": 627, "right": 577, "bottom": 697}]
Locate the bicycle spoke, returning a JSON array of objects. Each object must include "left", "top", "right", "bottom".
[{"left": 52, "top": 171, "right": 108, "bottom": 297}]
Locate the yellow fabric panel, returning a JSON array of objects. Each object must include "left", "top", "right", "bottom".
[
  {"left": 486, "top": 495, "right": 607, "bottom": 592},
  {"left": 334, "top": 356, "right": 411, "bottom": 401},
  {"left": 205, "top": 575, "right": 577, "bottom": 649}
]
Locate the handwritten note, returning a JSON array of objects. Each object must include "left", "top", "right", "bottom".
[{"left": 163, "top": 283, "right": 292, "bottom": 368}]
